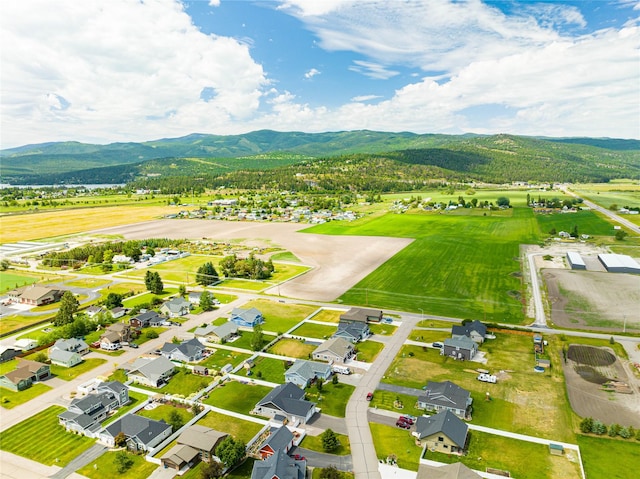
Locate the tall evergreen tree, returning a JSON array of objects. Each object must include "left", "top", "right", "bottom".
[
  {"left": 54, "top": 291, "right": 79, "bottom": 326},
  {"left": 196, "top": 262, "right": 219, "bottom": 286}
]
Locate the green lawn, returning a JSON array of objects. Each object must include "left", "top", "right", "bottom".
[
  {"left": 0, "top": 406, "right": 95, "bottom": 465},
  {"left": 137, "top": 404, "right": 193, "bottom": 426},
  {"left": 368, "top": 323, "right": 397, "bottom": 336},
  {"left": 78, "top": 450, "right": 158, "bottom": 479},
  {"left": 305, "top": 208, "right": 540, "bottom": 323},
  {"left": 200, "top": 349, "right": 251, "bottom": 370},
  {"left": 218, "top": 278, "right": 266, "bottom": 291},
  {"left": 312, "top": 468, "right": 354, "bottom": 479},
  {"left": 202, "top": 380, "right": 272, "bottom": 415},
  {"left": 304, "top": 382, "right": 355, "bottom": 418},
  {"left": 267, "top": 338, "right": 318, "bottom": 359},
  {"left": 0, "top": 271, "right": 39, "bottom": 292},
  {"left": 355, "top": 340, "right": 385, "bottom": 362},
  {"left": 50, "top": 358, "right": 107, "bottom": 381},
  {"left": 103, "top": 391, "right": 147, "bottom": 425},
  {"left": 197, "top": 410, "right": 264, "bottom": 444},
  {"left": 115, "top": 254, "right": 220, "bottom": 284},
  {"left": 578, "top": 434, "right": 640, "bottom": 479},
  {"left": 370, "top": 422, "right": 422, "bottom": 471},
  {"left": 269, "top": 263, "right": 311, "bottom": 283},
  {"left": 158, "top": 368, "right": 213, "bottom": 396},
  {"left": 300, "top": 431, "right": 351, "bottom": 455},
  {"left": 311, "top": 309, "right": 342, "bottom": 323},
  {"left": 63, "top": 278, "right": 112, "bottom": 288},
  {"left": 237, "top": 356, "right": 286, "bottom": 383},
  {"left": 535, "top": 210, "right": 615, "bottom": 237},
  {"left": 290, "top": 322, "right": 337, "bottom": 339},
  {"left": 231, "top": 331, "right": 278, "bottom": 351},
  {"left": 1, "top": 383, "right": 53, "bottom": 409},
  {"left": 368, "top": 390, "right": 424, "bottom": 418},
  {"left": 270, "top": 251, "right": 301, "bottom": 262},
  {"left": 408, "top": 329, "right": 448, "bottom": 343},
  {"left": 242, "top": 299, "right": 319, "bottom": 333}
]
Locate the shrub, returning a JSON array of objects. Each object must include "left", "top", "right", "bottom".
[{"left": 579, "top": 417, "right": 593, "bottom": 434}]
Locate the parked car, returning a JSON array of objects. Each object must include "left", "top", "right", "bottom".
[
  {"left": 396, "top": 419, "right": 411, "bottom": 429},
  {"left": 293, "top": 454, "right": 306, "bottom": 460},
  {"left": 432, "top": 342, "right": 443, "bottom": 349},
  {"left": 366, "top": 392, "right": 373, "bottom": 401},
  {"left": 129, "top": 342, "right": 139, "bottom": 349},
  {"left": 399, "top": 415, "right": 414, "bottom": 425}
]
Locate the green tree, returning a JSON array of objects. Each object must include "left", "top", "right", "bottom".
[
  {"left": 114, "top": 431, "right": 127, "bottom": 448},
  {"left": 144, "top": 329, "right": 159, "bottom": 340},
  {"left": 216, "top": 436, "right": 245, "bottom": 467},
  {"left": 250, "top": 324, "right": 265, "bottom": 351},
  {"left": 615, "top": 230, "right": 628, "bottom": 241},
  {"left": 200, "top": 460, "right": 224, "bottom": 479},
  {"left": 321, "top": 428, "right": 340, "bottom": 452},
  {"left": 496, "top": 196, "right": 510, "bottom": 207},
  {"left": 168, "top": 410, "right": 185, "bottom": 432},
  {"left": 178, "top": 284, "right": 187, "bottom": 297},
  {"left": 318, "top": 466, "right": 342, "bottom": 479},
  {"left": 316, "top": 378, "right": 324, "bottom": 392},
  {"left": 0, "top": 259, "right": 10, "bottom": 271},
  {"left": 332, "top": 374, "right": 339, "bottom": 385},
  {"left": 579, "top": 417, "right": 593, "bottom": 434},
  {"left": 196, "top": 262, "right": 219, "bottom": 286},
  {"left": 145, "top": 271, "right": 163, "bottom": 294},
  {"left": 200, "top": 291, "right": 214, "bottom": 311},
  {"left": 54, "top": 291, "right": 79, "bottom": 326},
  {"left": 114, "top": 451, "right": 134, "bottom": 474},
  {"left": 104, "top": 292, "right": 124, "bottom": 309}
]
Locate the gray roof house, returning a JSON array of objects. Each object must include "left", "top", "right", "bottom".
[
  {"left": 254, "top": 382, "right": 316, "bottom": 425},
  {"left": 100, "top": 414, "right": 172, "bottom": 451},
  {"left": 339, "top": 307, "right": 383, "bottom": 323},
  {"left": 195, "top": 322, "right": 239, "bottom": 343},
  {"left": 160, "top": 338, "right": 206, "bottom": 362},
  {"left": 416, "top": 462, "right": 483, "bottom": 479},
  {"left": 0, "top": 346, "right": 21, "bottom": 363},
  {"left": 49, "top": 349, "right": 83, "bottom": 368},
  {"left": 258, "top": 426, "right": 295, "bottom": 459},
  {"left": 285, "top": 360, "right": 332, "bottom": 388},
  {"left": 251, "top": 449, "right": 306, "bottom": 479},
  {"left": 161, "top": 424, "right": 228, "bottom": 469},
  {"left": 333, "top": 320, "right": 370, "bottom": 343},
  {"left": 312, "top": 337, "right": 355, "bottom": 364},
  {"left": 442, "top": 336, "right": 478, "bottom": 361},
  {"left": 160, "top": 297, "right": 192, "bottom": 318},
  {"left": 413, "top": 410, "right": 468, "bottom": 454},
  {"left": 130, "top": 310, "right": 164, "bottom": 329},
  {"left": 417, "top": 381, "right": 472, "bottom": 418},
  {"left": 451, "top": 321, "right": 487, "bottom": 344},
  {"left": 128, "top": 356, "right": 176, "bottom": 388},
  {"left": 51, "top": 337, "right": 90, "bottom": 355}
]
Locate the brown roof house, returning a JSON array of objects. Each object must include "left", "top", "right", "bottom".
[
  {"left": 413, "top": 410, "right": 468, "bottom": 455},
  {"left": 161, "top": 425, "right": 228, "bottom": 470},
  {"left": 100, "top": 322, "right": 132, "bottom": 350},
  {"left": 339, "top": 307, "right": 382, "bottom": 323},
  {"left": 416, "top": 462, "right": 482, "bottom": 479},
  {"left": 8, "top": 285, "right": 64, "bottom": 306},
  {"left": 0, "top": 359, "right": 51, "bottom": 391}
]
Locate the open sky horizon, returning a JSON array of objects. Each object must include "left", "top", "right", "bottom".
[{"left": 1, "top": 0, "right": 639, "bottom": 149}]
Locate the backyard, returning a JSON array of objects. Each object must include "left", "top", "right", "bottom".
[
  {"left": 202, "top": 380, "right": 272, "bottom": 416},
  {"left": 267, "top": 338, "right": 318, "bottom": 359}
]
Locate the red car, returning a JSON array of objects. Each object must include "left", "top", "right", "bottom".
[
  {"left": 366, "top": 392, "right": 373, "bottom": 401},
  {"left": 395, "top": 419, "right": 411, "bottom": 429},
  {"left": 399, "top": 415, "right": 414, "bottom": 425}
]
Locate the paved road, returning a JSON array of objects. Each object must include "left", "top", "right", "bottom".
[
  {"left": 290, "top": 446, "right": 353, "bottom": 471},
  {"left": 526, "top": 252, "right": 548, "bottom": 327}
]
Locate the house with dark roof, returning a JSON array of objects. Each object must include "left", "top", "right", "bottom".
[
  {"left": 339, "top": 307, "right": 382, "bottom": 323},
  {"left": 417, "top": 381, "right": 472, "bottom": 418},
  {"left": 412, "top": 410, "right": 468, "bottom": 454},
  {"left": 160, "top": 338, "right": 206, "bottom": 362},
  {"left": 160, "top": 297, "right": 192, "bottom": 318},
  {"left": 258, "top": 426, "right": 295, "bottom": 460},
  {"left": 0, "top": 359, "right": 50, "bottom": 391},
  {"left": 333, "top": 321, "right": 370, "bottom": 343},
  {"left": 127, "top": 356, "right": 176, "bottom": 388},
  {"left": 254, "top": 382, "right": 316, "bottom": 425},
  {"left": 230, "top": 307, "right": 264, "bottom": 328},
  {"left": 312, "top": 337, "right": 355, "bottom": 364},
  {"left": 284, "top": 360, "right": 332, "bottom": 388},
  {"left": 0, "top": 346, "right": 21, "bottom": 363},
  {"left": 416, "top": 462, "right": 482, "bottom": 479},
  {"left": 442, "top": 336, "right": 478, "bottom": 361},
  {"left": 451, "top": 321, "right": 487, "bottom": 344},
  {"left": 100, "top": 414, "right": 172, "bottom": 451},
  {"left": 251, "top": 449, "right": 306, "bottom": 479},
  {"left": 129, "top": 310, "right": 164, "bottom": 329}
]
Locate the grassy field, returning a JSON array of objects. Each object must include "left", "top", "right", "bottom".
[
  {"left": 0, "top": 271, "right": 39, "bottom": 292},
  {"left": 300, "top": 431, "right": 351, "bottom": 455},
  {"left": 157, "top": 368, "right": 213, "bottom": 396},
  {"left": 310, "top": 309, "right": 343, "bottom": 323},
  {"left": 577, "top": 434, "right": 640, "bottom": 479},
  {"left": 241, "top": 299, "right": 319, "bottom": 333},
  {"left": 535, "top": 210, "right": 615, "bottom": 237},
  {"left": 50, "top": 358, "right": 107, "bottom": 381},
  {"left": 370, "top": 422, "right": 422, "bottom": 471},
  {"left": 137, "top": 403, "right": 193, "bottom": 425},
  {"left": 355, "top": 340, "right": 385, "bottom": 362},
  {"left": 408, "top": 329, "right": 448, "bottom": 343},
  {"left": 202, "top": 380, "right": 272, "bottom": 415},
  {"left": 62, "top": 277, "right": 112, "bottom": 288},
  {"left": 304, "top": 381, "right": 356, "bottom": 418},
  {"left": 237, "top": 356, "right": 287, "bottom": 383},
  {"left": 217, "top": 278, "right": 266, "bottom": 291},
  {"left": 267, "top": 338, "right": 318, "bottom": 359},
  {"left": 78, "top": 450, "right": 158, "bottom": 479},
  {"left": 424, "top": 429, "right": 581, "bottom": 479},
  {"left": 197, "top": 410, "right": 264, "bottom": 444},
  {"left": 200, "top": 349, "right": 251, "bottom": 370},
  {"left": 270, "top": 251, "right": 301, "bottom": 262},
  {"left": 0, "top": 205, "right": 175, "bottom": 243},
  {"left": 0, "top": 406, "right": 95, "bottom": 465},
  {"left": 1, "top": 383, "right": 52, "bottom": 409},
  {"left": 290, "top": 322, "right": 337, "bottom": 339},
  {"left": 0, "top": 312, "right": 54, "bottom": 336},
  {"left": 305, "top": 208, "right": 539, "bottom": 323},
  {"left": 369, "top": 323, "right": 397, "bottom": 336},
  {"left": 115, "top": 254, "right": 219, "bottom": 284}
]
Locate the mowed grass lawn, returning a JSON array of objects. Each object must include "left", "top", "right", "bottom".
[
  {"left": 200, "top": 349, "right": 251, "bottom": 370},
  {"left": 1, "top": 383, "right": 52, "bottom": 409},
  {"left": 290, "top": 322, "right": 337, "bottom": 339},
  {"left": 197, "top": 410, "right": 264, "bottom": 444},
  {"left": 305, "top": 208, "right": 540, "bottom": 324},
  {"left": 237, "top": 356, "right": 287, "bottom": 383},
  {"left": 157, "top": 368, "right": 213, "bottom": 396},
  {"left": 305, "top": 382, "right": 355, "bottom": 418},
  {"left": 202, "top": 380, "right": 272, "bottom": 415},
  {"left": 242, "top": 299, "right": 319, "bottom": 333},
  {"left": 78, "top": 450, "right": 158, "bottom": 479},
  {"left": 370, "top": 423, "right": 422, "bottom": 471},
  {"left": 0, "top": 406, "right": 95, "bottom": 465},
  {"left": 300, "top": 431, "right": 351, "bottom": 455},
  {"left": 50, "top": 358, "right": 107, "bottom": 381},
  {"left": 138, "top": 404, "right": 193, "bottom": 425},
  {"left": 267, "top": 338, "right": 317, "bottom": 359},
  {"left": 355, "top": 340, "right": 385, "bottom": 362},
  {"left": 0, "top": 271, "right": 39, "bottom": 292},
  {"left": 578, "top": 435, "right": 640, "bottom": 479},
  {"left": 310, "top": 309, "right": 343, "bottom": 323}
]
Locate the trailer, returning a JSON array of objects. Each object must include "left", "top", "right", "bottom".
[{"left": 332, "top": 365, "right": 351, "bottom": 375}]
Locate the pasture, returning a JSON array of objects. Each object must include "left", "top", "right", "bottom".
[
  {"left": 535, "top": 210, "right": 615, "bottom": 236},
  {"left": 306, "top": 208, "right": 539, "bottom": 323}
]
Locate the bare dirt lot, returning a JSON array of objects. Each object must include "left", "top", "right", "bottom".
[
  {"left": 562, "top": 345, "right": 640, "bottom": 427},
  {"left": 543, "top": 269, "right": 640, "bottom": 332},
  {"left": 91, "top": 219, "right": 413, "bottom": 302}
]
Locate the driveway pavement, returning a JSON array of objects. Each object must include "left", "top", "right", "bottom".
[
  {"left": 306, "top": 413, "right": 348, "bottom": 436},
  {"left": 290, "top": 446, "right": 353, "bottom": 471},
  {"left": 376, "top": 383, "right": 424, "bottom": 398}
]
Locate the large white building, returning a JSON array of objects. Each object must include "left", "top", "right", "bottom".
[{"left": 598, "top": 254, "right": 640, "bottom": 274}]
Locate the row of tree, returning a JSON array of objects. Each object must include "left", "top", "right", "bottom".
[
  {"left": 219, "top": 253, "right": 274, "bottom": 280},
  {"left": 579, "top": 417, "right": 640, "bottom": 440}
]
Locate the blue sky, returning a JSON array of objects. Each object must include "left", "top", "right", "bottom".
[{"left": 1, "top": 0, "right": 638, "bottom": 148}]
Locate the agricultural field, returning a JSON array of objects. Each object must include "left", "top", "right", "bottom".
[
  {"left": 306, "top": 208, "right": 540, "bottom": 323},
  {"left": 267, "top": 338, "right": 317, "bottom": 359},
  {"left": 0, "top": 406, "right": 95, "bottom": 465},
  {"left": 535, "top": 210, "right": 615, "bottom": 237}
]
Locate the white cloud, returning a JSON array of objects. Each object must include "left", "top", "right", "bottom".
[
  {"left": 208, "top": 0, "right": 220, "bottom": 7},
  {"left": 304, "top": 68, "right": 320, "bottom": 79},
  {"left": 348, "top": 61, "right": 399, "bottom": 80},
  {"left": 351, "top": 95, "right": 382, "bottom": 102}
]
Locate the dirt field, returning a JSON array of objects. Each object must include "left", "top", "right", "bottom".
[
  {"left": 562, "top": 345, "right": 640, "bottom": 427},
  {"left": 91, "top": 219, "right": 413, "bottom": 301},
  {"left": 544, "top": 269, "right": 640, "bottom": 332}
]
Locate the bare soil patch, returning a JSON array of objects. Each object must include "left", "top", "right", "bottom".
[
  {"left": 90, "top": 219, "right": 412, "bottom": 301},
  {"left": 543, "top": 269, "right": 640, "bottom": 332},
  {"left": 562, "top": 345, "right": 640, "bottom": 427}
]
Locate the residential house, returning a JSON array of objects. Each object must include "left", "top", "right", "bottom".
[
  {"left": 442, "top": 337, "right": 478, "bottom": 361},
  {"left": 160, "top": 444, "right": 200, "bottom": 471},
  {"left": 100, "top": 322, "right": 131, "bottom": 349},
  {"left": 284, "top": 360, "right": 332, "bottom": 388},
  {"left": 127, "top": 356, "right": 176, "bottom": 388},
  {"left": 7, "top": 284, "right": 64, "bottom": 306},
  {"left": 58, "top": 381, "right": 129, "bottom": 437},
  {"left": 129, "top": 311, "right": 164, "bottom": 329},
  {"left": 416, "top": 462, "right": 482, "bottom": 479},
  {"left": 0, "top": 346, "right": 21, "bottom": 363},
  {"left": 412, "top": 410, "right": 468, "bottom": 454},
  {"left": 451, "top": 321, "right": 487, "bottom": 344},
  {"left": 49, "top": 349, "right": 83, "bottom": 368},
  {"left": 258, "top": 426, "right": 295, "bottom": 460},
  {"left": 0, "top": 359, "right": 50, "bottom": 391},
  {"left": 50, "top": 337, "right": 90, "bottom": 355},
  {"left": 333, "top": 321, "right": 370, "bottom": 343},
  {"left": 160, "top": 338, "right": 206, "bottom": 362},
  {"left": 13, "top": 338, "right": 38, "bottom": 351},
  {"left": 194, "top": 322, "right": 238, "bottom": 344},
  {"left": 85, "top": 306, "right": 106, "bottom": 318},
  {"left": 110, "top": 306, "right": 127, "bottom": 319},
  {"left": 174, "top": 425, "right": 227, "bottom": 463},
  {"left": 188, "top": 292, "right": 202, "bottom": 305},
  {"left": 312, "top": 337, "right": 355, "bottom": 364},
  {"left": 251, "top": 449, "right": 306, "bottom": 479},
  {"left": 339, "top": 307, "right": 383, "bottom": 323},
  {"left": 100, "top": 414, "right": 172, "bottom": 451},
  {"left": 417, "top": 381, "right": 472, "bottom": 418},
  {"left": 254, "top": 382, "right": 316, "bottom": 425},
  {"left": 230, "top": 307, "right": 264, "bottom": 328},
  {"left": 160, "top": 297, "right": 192, "bottom": 318}
]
